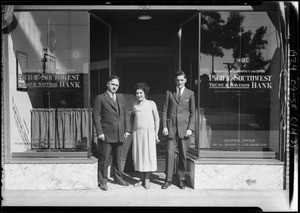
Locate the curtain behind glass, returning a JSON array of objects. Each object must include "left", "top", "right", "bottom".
[
  {"left": 31, "top": 108, "right": 91, "bottom": 150},
  {"left": 57, "top": 109, "right": 91, "bottom": 149},
  {"left": 31, "top": 108, "right": 56, "bottom": 149}
]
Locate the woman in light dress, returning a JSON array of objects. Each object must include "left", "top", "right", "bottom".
[{"left": 131, "top": 82, "right": 160, "bottom": 189}]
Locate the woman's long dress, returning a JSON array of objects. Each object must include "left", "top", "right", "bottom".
[{"left": 132, "top": 100, "right": 157, "bottom": 172}]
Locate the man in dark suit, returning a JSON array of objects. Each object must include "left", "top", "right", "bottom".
[
  {"left": 92, "top": 75, "right": 131, "bottom": 191},
  {"left": 161, "top": 71, "right": 196, "bottom": 189}
]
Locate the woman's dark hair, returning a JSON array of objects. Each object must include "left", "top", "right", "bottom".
[{"left": 134, "top": 82, "right": 150, "bottom": 96}]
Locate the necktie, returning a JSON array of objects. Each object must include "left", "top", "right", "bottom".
[
  {"left": 112, "top": 94, "right": 119, "bottom": 114},
  {"left": 178, "top": 88, "right": 181, "bottom": 101}
]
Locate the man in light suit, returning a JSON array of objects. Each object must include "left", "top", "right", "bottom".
[
  {"left": 92, "top": 75, "right": 131, "bottom": 191},
  {"left": 161, "top": 71, "right": 196, "bottom": 189}
]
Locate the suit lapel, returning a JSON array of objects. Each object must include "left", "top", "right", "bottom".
[
  {"left": 104, "top": 92, "right": 118, "bottom": 112},
  {"left": 173, "top": 88, "right": 189, "bottom": 103},
  {"left": 116, "top": 94, "right": 121, "bottom": 115},
  {"left": 173, "top": 91, "right": 179, "bottom": 103},
  {"left": 181, "top": 88, "right": 189, "bottom": 101}
]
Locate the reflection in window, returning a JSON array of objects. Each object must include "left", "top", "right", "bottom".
[
  {"left": 199, "top": 12, "right": 281, "bottom": 156},
  {"left": 10, "top": 11, "right": 90, "bottom": 154}
]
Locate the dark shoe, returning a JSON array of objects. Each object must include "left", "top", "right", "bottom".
[
  {"left": 161, "top": 181, "right": 171, "bottom": 189},
  {"left": 114, "top": 180, "right": 129, "bottom": 186},
  {"left": 179, "top": 180, "right": 185, "bottom": 189},
  {"left": 99, "top": 183, "right": 108, "bottom": 191}
]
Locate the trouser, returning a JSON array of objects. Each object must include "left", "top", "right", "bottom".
[
  {"left": 165, "top": 134, "right": 189, "bottom": 182},
  {"left": 98, "top": 141, "right": 123, "bottom": 184}
]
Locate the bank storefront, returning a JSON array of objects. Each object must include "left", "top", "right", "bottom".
[{"left": 2, "top": 3, "right": 290, "bottom": 190}]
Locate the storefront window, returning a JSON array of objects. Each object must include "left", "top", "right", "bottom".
[
  {"left": 8, "top": 11, "right": 91, "bottom": 157},
  {"left": 6, "top": 8, "right": 284, "bottom": 160},
  {"left": 198, "top": 12, "right": 281, "bottom": 157}
]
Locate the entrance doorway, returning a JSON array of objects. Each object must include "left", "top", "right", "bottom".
[
  {"left": 116, "top": 57, "right": 173, "bottom": 109},
  {"left": 116, "top": 57, "right": 174, "bottom": 172},
  {"left": 90, "top": 10, "right": 197, "bottom": 172}
]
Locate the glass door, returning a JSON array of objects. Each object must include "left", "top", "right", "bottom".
[
  {"left": 90, "top": 12, "right": 111, "bottom": 107},
  {"left": 89, "top": 12, "right": 111, "bottom": 156},
  {"left": 179, "top": 13, "right": 200, "bottom": 156}
]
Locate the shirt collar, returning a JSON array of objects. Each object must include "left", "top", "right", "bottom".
[
  {"left": 177, "top": 86, "right": 185, "bottom": 94},
  {"left": 107, "top": 90, "right": 115, "bottom": 98}
]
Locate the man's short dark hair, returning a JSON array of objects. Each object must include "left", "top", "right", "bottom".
[
  {"left": 108, "top": 75, "right": 120, "bottom": 83},
  {"left": 175, "top": 71, "right": 186, "bottom": 79}
]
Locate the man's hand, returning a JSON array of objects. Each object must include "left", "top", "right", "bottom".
[
  {"left": 163, "top": 127, "right": 169, "bottom": 136},
  {"left": 98, "top": 134, "right": 105, "bottom": 141},
  {"left": 124, "top": 132, "right": 130, "bottom": 140},
  {"left": 185, "top": 129, "right": 192, "bottom": 138}
]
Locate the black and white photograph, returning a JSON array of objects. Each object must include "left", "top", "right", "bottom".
[{"left": 1, "top": 1, "right": 298, "bottom": 212}]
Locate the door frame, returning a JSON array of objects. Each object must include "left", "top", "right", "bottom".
[
  {"left": 178, "top": 12, "right": 201, "bottom": 158},
  {"left": 90, "top": 12, "right": 112, "bottom": 77}
]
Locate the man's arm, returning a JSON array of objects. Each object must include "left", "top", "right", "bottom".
[
  {"left": 92, "top": 95, "right": 104, "bottom": 137},
  {"left": 162, "top": 91, "right": 169, "bottom": 136},
  {"left": 188, "top": 91, "right": 196, "bottom": 132}
]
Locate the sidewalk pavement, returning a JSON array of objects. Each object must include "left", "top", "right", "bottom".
[{"left": 1, "top": 173, "right": 296, "bottom": 212}]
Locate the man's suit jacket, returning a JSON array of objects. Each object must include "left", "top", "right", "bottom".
[
  {"left": 162, "top": 88, "right": 196, "bottom": 139},
  {"left": 92, "top": 91, "right": 130, "bottom": 143}
]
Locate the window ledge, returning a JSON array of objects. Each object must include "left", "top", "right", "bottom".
[
  {"left": 186, "top": 149, "right": 279, "bottom": 160},
  {"left": 188, "top": 157, "right": 284, "bottom": 165},
  {"left": 6, "top": 156, "right": 98, "bottom": 164},
  {"left": 199, "top": 150, "right": 277, "bottom": 159},
  {"left": 11, "top": 151, "right": 89, "bottom": 158}
]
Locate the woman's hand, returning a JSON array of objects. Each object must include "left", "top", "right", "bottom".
[{"left": 155, "top": 134, "right": 160, "bottom": 144}]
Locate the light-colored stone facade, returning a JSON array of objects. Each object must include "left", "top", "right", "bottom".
[
  {"left": 4, "top": 162, "right": 98, "bottom": 190},
  {"left": 186, "top": 159, "right": 284, "bottom": 189}
]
